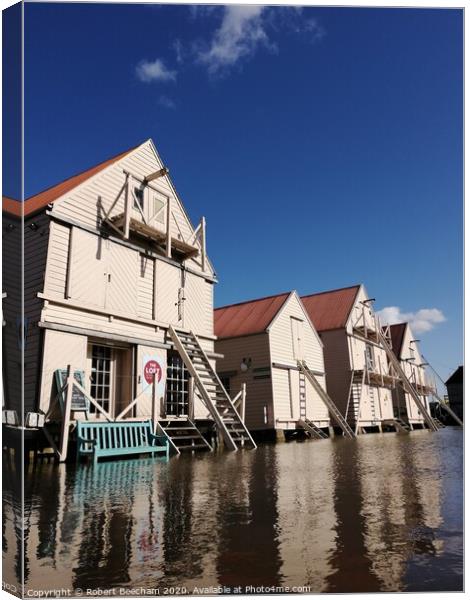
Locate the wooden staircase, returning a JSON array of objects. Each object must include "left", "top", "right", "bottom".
[
  {"left": 429, "top": 389, "right": 463, "bottom": 427},
  {"left": 376, "top": 328, "right": 439, "bottom": 432},
  {"left": 298, "top": 418, "right": 329, "bottom": 439},
  {"left": 432, "top": 417, "right": 446, "bottom": 429},
  {"left": 157, "top": 419, "right": 212, "bottom": 454},
  {"left": 382, "top": 418, "right": 411, "bottom": 433},
  {"left": 169, "top": 326, "right": 257, "bottom": 451},
  {"left": 298, "top": 361, "right": 356, "bottom": 438}
]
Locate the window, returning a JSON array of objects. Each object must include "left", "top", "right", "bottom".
[
  {"left": 165, "top": 353, "right": 189, "bottom": 416},
  {"left": 149, "top": 192, "right": 166, "bottom": 224},
  {"left": 365, "top": 345, "right": 375, "bottom": 371},
  {"left": 90, "top": 345, "right": 112, "bottom": 414},
  {"left": 220, "top": 376, "right": 231, "bottom": 395},
  {"left": 134, "top": 187, "right": 144, "bottom": 211}
]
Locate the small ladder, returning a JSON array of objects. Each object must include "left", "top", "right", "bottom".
[
  {"left": 346, "top": 371, "right": 365, "bottom": 432},
  {"left": 376, "top": 328, "right": 439, "bottom": 432},
  {"left": 169, "top": 326, "right": 257, "bottom": 451},
  {"left": 299, "top": 418, "right": 329, "bottom": 439},
  {"left": 298, "top": 360, "right": 356, "bottom": 438},
  {"left": 432, "top": 417, "right": 446, "bottom": 429},
  {"left": 368, "top": 386, "right": 378, "bottom": 423},
  {"left": 157, "top": 419, "right": 212, "bottom": 454},
  {"left": 299, "top": 372, "right": 307, "bottom": 420}
]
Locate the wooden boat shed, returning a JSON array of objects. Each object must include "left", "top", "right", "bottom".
[
  {"left": 214, "top": 291, "right": 354, "bottom": 440},
  {"left": 2, "top": 139, "right": 256, "bottom": 459},
  {"left": 301, "top": 285, "right": 438, "bottom": 434},
  {"left": 386, "top": 323, "right": 434, "bottom": 429}
]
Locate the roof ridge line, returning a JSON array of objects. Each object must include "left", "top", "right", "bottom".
[
  {"left": 24, "top": 142, "right": 142, "bottom": 201},
  {"left": 301, "top": 284, "right": 361, "bottom": 299},
  {"left": 215, "top": 291, "right": 291, "bottom": 311}
]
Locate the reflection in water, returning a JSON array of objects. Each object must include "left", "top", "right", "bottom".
[{"left": 2, "top": 429, "right": 463, "bottom": 594}]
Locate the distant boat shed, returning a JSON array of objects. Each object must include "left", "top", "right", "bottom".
[
  {"left": 214, "top": 291, "right": 334, "bottom": 440},
  {"left": 446, "top": 366, "right": 463, "bottom": 422},
  {"left": 387, "top": 323, "right": 434, "bottom": 429},
  {"left": 301, "top": 284, "right": 436, "bottom": 433}
]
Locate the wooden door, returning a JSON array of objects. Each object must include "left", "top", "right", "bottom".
[
  {"left": 106, "top": 241, "right": 138, "bottom": 314},
  {"left": 290, "top": 317, "right": 304, "bottom": 361}
]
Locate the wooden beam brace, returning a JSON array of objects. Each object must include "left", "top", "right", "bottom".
[
  {"left": 124, "top": 176, "right": 131, "bottom": 239},
  {"left": 144, "top": 167, "right": 169, "bottom": 184},
  {"left": 65, "top": 226, "right": 74, "bottom": 299},
  {"left": 201, "top": 216, "right": 206, "bottom": 272},
  {"left": 115, "top": 386, "right": 150, "bottom": 421},
  {"left": 188, "top": 221, "right": 202, "bottom": 246},
  {"left": 166, "top": 197, "right": 172, "bottom": 258},
  {"left": 102, "top": 180, "right": 127, "bottom": 221},
  {"left": 72, "top": 380, "right": 113, "bottom": 422},
  {"left": 58, "top": 365, "right": 74, "bottom": 462}
]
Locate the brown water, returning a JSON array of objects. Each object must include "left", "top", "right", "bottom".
[{"left": 2, "top": 428, "right": 463, "bottom": 595}]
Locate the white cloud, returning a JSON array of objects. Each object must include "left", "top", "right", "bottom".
[
  {"left": 158, "top": 95, "right": 176, "bottom": 109},
  {"left": 196, "top": 6, "right": 274, "bottom": 75},
  {"left": 135, "top": 8, "right": 325, "bottom": 83},
  {"left": 136, "top": 59, "right": 176, "bottom": 83},
  {"left": 376, "top": 306, "right": 446, "bottom": 334}
]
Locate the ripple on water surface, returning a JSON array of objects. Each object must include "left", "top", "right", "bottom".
[{"left": 2, "top": 428, "right": 463, "bottom": 594}]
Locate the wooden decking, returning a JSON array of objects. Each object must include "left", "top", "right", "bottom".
[{"left": 109, "top": 213, "right": 199, "bottom": 259}]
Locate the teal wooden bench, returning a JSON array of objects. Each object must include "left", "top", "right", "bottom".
[{"left": 76, "top": 420, "right": 169, "bottom": 464}]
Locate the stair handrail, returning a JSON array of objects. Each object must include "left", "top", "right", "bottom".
[
  {"left": 169, "top": 326, "right": 257, "bottom": 450},
  {"left": 344, "top": 370, "right": 355, "bottom": 421},
  {"left": 298, "top": 360, "right": 356, "bottom": 438},
  {"left": 187, "top": 330, "right": 256, "bottom": 449},
  {"left": 429, "top": 389, "right": 463, "bottom": 427},
  {"left": 375, "top": 328, "right": 439, "bottom": 431},
  {"left": 169, "top": 326, "right": 238, "bottom": 450}
]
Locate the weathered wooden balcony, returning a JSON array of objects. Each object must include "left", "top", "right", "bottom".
[{"left": 109, "top": 213, "right": 199, "bottom": 260}]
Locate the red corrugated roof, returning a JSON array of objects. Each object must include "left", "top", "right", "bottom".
[
  {"left": 214, "top": 292, "right": 290, "bottom": 339},
  {"left": 2, "top": 145, "right": 137, "bottom": 218},
  {"left": 301, "top": 285, "right": 360, "bottom": 332},
  {"left": 387, "top": 323, "right": 407, "bottom": 358}
]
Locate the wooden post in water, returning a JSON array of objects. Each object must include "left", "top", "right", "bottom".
[
  {"left": 188, "top": 377, "right": 195, "bottom": 421},
  {"left": 241, "top": 383, "right": 246, "bottom": 423},
  {"left": 59, "top": 364, "right": 74, "bottom": 462},
  {"left": 152, "top": 373, "right": 157, "bottom": 433}
]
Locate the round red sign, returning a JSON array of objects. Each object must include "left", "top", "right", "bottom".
[{"left": 143, "top": 360, "right": 162, "bottom": 385}]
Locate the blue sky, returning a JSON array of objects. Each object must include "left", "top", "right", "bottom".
[{"left": 11, "top": 3, "right": 464, "bottom": 380}]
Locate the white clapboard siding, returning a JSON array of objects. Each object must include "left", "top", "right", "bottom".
[
  {"left": 183, "top": 272, "right": 213, "bottom": 336},
  {"left": 69, "top": 227, "right": 107, "bottom": 308},
  {"left": 271, "top": 367, "right": 292, "bottom": 424},
  {"left": 305, "top": 374, "right": 330, "bottom": 422},
  {"left": 269, "top": 293, "right": 324, "bottom": 374},
  {"left": 42, "top": 302, "right": 167, "bottom": 341},
  {"left": 24, "top": 213, "right": 51, "bottom": 412},
  {"left": 137, "top": 255, "right": 155, "bottom": 319},
  {"left": 269, "top": 293, "right": 328, "bottom": 424},
  {"left": 39, "top": 329, "right": 88, "bottom": 414},
  {"left": 321, "top": 329, "right": 352, "bottom": 416},
  {"left": 215, "top": 333, "right": 273, "bottom": 430},
  {"left": 43, "top": 221, "right": 70, "bottom": 298}
]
